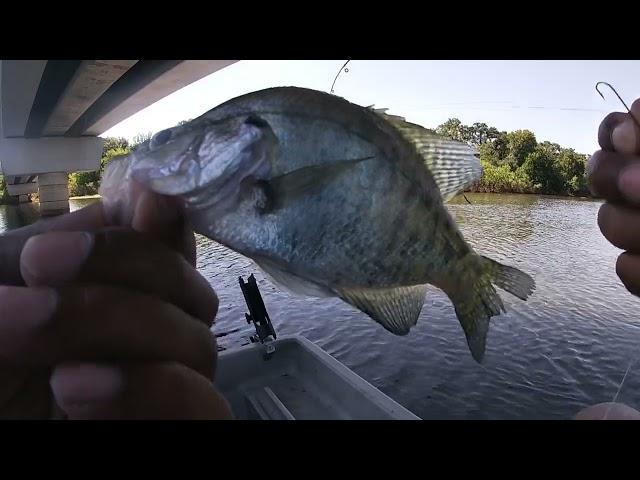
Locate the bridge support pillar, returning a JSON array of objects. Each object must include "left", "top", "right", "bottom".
[{"left": 37, "top": 172, "right": 69, "bottom": 216}]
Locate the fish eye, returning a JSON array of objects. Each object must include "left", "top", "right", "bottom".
[
  {"left": 151, "top": 129, "right": 172, "bottom": 148},
  {"left": 244, "top": 115, "right": 270, "bottom": 129}
]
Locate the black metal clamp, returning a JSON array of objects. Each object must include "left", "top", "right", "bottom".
[{"left": 239, "top": 274, "right": 277, "bottom": 356}]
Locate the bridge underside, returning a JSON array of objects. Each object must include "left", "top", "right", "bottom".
[{"left": 0, "top": 60, "right": 237, "bottom": 215}]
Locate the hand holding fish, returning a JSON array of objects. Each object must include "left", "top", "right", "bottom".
[{"left": 0, "top": 191, "right": 232, "bottom": 419}]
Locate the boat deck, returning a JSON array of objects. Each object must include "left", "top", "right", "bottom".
[{"left": 215, "top": 335, "right": 420, "bottom": 420}]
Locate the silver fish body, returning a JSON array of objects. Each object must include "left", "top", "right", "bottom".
[{"left": 101, "top": 86, "right": 535, "bottom": 362}]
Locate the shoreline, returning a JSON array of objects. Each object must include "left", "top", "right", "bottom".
[{"left": 69, "top": 195, "right": 101, "bottom": 200}]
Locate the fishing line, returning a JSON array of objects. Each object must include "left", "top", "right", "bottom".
[{"left": 603, "top": 354, "right": 640, "bottom": 419}]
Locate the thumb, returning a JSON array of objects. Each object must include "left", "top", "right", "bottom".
[{"left": 131, "top": 190, "right": 197, "bottom": 266}]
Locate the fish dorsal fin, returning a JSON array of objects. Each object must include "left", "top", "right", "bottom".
[
  {"left": 371, "top": 109, "right": 482, "bottom": 202},
  {"left": 336, "top": 285, "right": 428, "bottom": 335}
]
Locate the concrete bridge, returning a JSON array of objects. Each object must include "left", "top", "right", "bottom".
[{"left": 0, "top": 60, "right": 237, "bottom": 215}]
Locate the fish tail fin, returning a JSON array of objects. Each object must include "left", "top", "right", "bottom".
[
  {"left": 447, "top": 255, "right": 535, "bottom": 363},
  {"left": 481, "top": 256, "right": 536, "bottom": 301}
]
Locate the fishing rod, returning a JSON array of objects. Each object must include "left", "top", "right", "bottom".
[{"left": 330, "top": 60, "right": 351, "bottom": 94}]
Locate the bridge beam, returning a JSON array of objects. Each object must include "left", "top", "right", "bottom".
[
  {"left": 0, "top": 137, "right": 103, "bottom": 177},
  {"left": 6, "top": 181, "right": 38, "bottom": 196}
]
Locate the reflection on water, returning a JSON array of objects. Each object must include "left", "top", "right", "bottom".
[
  {"left": 1, "top": 193, "right": 639, "bottom": 419},
  {"left": 0, "top": 198, "right": 96, "bottom": 233},
  {"left": 0, "top": 203, "right": 40, "bottom": 231}
]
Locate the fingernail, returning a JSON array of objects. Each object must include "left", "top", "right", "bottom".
[
  {"left": 20, "top": 231, "right": 93, "bottom": 286},
  {"left": 0, "top": 286, "right": 58, "bottom": 350},
  {"left": 612, "top": 119, "right": 639, "bottom": 156},
  {"left": 51, "top": 363, "right": 124, "bottom": 407},
  {"left": 618, "top": 163, "right": 640, "bottom": 204}
]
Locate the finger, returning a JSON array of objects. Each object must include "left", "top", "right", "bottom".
[
  {"left": 3, "top": 201, "right": 106, "bottom": 241},
  {"left": 20, "top": 230, "right": 217, "bottom": 325},
  {"left": 574, "top": 402, "right": 640, "bottom": 420},
  {"left": 597, "top": 203, "right": 640, "bottom": 252},
  {"left": 131, "top": 190, "right": 197, "bottom": 266},
  {"left": 617, "top": 162, "right": 640, "bottom": 205},
  {"left": 51, "top": 362, "right": 233, "bottom": 420},
  {"left": 0, "top": 285, "right": 217, "bottom": 379},
  {"left": 586, "top": 150, "right": 640, "bottom": 202},
  {"left": 0, "top": 203, "right": 106, "bottom": 286},
  {"left": 598, "top": 99, "right": 640, "bottom": 154},
  {"left": 616, "top": 253, "right": 640, "bottom": 297},
  {"left": 599, "top": 112, "right": 629, "bottom": 152}
]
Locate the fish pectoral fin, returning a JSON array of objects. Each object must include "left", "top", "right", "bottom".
[
  {"left": 254, "top": 256, "right": 334, "bottom": 298},
  {"left": 265, "top": 156, "right": 375, "bottom": 211},
  {"left": 336, "top": 285, "right": 428, "bottom": 335}
]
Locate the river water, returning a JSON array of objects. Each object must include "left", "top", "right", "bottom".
[{"left": 2, "top": 193, "right": 639, "bottom": 419}]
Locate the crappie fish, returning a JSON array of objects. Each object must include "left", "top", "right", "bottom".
[{"left": 100, "top": 86, "right": 535, "bottom": 362}]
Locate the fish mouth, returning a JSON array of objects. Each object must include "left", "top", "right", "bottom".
[
  {"left": 131, "top": 168, "right": 193, "bottom": 195},
  {"left": 129, "top": 135, "right": 204, "bottom": 196}
]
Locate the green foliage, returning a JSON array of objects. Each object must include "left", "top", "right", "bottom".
[
  {"left": 504, "top": 130, "right": 537, "bottom": 169},
  {"left": 440, "top": 118, "right": 589, "bottom": 196},
  {"left": 68, "top": 141, "right": 132, "bottom": 197},
  {"left": 102, "top": 137, "right": 129, "bottom": 153},
  {"left": 519, "top": 148, "right": 565, "bottom": 194},
  {"left": 472, "top": 159, "right": 534, "bottom": 193},
  {"left": 0, "top": 174, "right": 11, "bottom": 204},
  {"left": 435, "top": 118, "right": 501, "bottom": 146}
]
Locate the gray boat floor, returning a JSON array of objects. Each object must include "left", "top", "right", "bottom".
[{"left": 215, "top": 335, "right": 419, "bottom": 420}]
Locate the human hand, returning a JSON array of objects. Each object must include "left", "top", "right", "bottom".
[
  {"left": 0, "top": 191, "right": 232, "bottom": 419},
  {"left": 579, "top": 100, "right": 640, "bottom": 421},
  {"left": 588, "top": 100, "right": 640, "bottom": 297}
]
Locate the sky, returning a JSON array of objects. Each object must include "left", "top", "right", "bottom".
[{"left": 103, "top": 60, "right": 640, "bottom": 156}]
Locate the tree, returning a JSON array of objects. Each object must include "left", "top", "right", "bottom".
[
  {"left": 0, "top": 175, "right": 10, "bottom": 204},
  {"left": 505, "top": 130, "right": 537, "bottom": 169},
  {"left": 478, "top": 131, "right": 508, "bottom": 166},
  {"left": 131, "top": 132, "right": 153, "bottom": 149},
  {"left": 468, "top": 122, "right": 501, "bottom": 146},
  {"left": 557, "top": 148, "right": 588, "bottom": 195},
  {"left": 519, "top": 147, "right": 564, "bottom": 194},
  {"left": 68, "top": 140, "right": 132, "bottom": 197},
  {"left": 102, "top": 137, "right": 129, "bottom": 154},
  {"left": 538, "top": 141, "right": 561, "bottom": 156},
  {"left": 435, "top": 118, "right": 466, "bottom": 143}
]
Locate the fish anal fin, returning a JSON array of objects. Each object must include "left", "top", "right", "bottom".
[{"left": 337, "top": 285, "right": 428, "bottom": 335}]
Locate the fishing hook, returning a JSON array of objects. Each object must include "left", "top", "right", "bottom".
[
  {"left": 595, "top": 81, "right": 640, "bottom": 128},
  {"left": 330, "top": 60, "right": 351, "bottom": 94}
]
